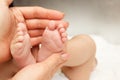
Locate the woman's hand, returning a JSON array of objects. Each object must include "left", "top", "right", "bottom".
[
  {"left": 11, "top": 54, "right": 68, "bottom": 80},
  {"left": 0, "top": 0, "right": 68, "bottom": 63}
]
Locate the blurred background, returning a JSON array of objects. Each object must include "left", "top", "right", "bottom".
[{"left": 14, "top": 0, "right": 120, "bottom": 44}]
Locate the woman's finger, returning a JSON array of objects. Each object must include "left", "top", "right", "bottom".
[
  {"left": 28, "top": 29, "right": 44, "bottom": 37},
  {"left": 43, "top": 54, "right": 69, "bottom": 72},
  {"left": 18, "top": 7, "right": 64, "bottom": 19},
  {"left": 11, "top": 53, "right": 69, "bottom": 80},
  {"left": 26, "top": 19, "right": 69, "bottom": 30},
  {"left": 31, "top": 45, "right": 39, "bottom": 60},
  {"left": 26, "top": 19, "right": 49, "bottom": 29},
  {"left": 30, "top": 37, "right": 42, "bottom": 46}
]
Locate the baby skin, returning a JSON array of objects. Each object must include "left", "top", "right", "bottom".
[
  {"left": 11, "top": 21, "right": 96, "bottom": 80},
  {"left": 10, "top": 21, "right": 67, "bottom": 68},
  {"left": 37, "top": 21, "right": 67, "bottom": 62},
  {"left": 10, "top": 23, "right": 36, "bottom": 68}
]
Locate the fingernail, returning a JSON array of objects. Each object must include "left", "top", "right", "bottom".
[{"left": 61, "top": 54, "right": 69, "bottom": 60}]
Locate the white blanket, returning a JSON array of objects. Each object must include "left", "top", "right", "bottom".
[
  {"left": 90, "top": 35, "right": 120, "bottom": 80},
  {"left": 52, "top": 35, "right": 120, "bottom": 80}
]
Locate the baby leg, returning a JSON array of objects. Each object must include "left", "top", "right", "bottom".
[{"left": 62, "top": 35, "right": 96, "bottom": 80}]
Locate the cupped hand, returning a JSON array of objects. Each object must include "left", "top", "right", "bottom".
[{"left": 0, "top": 0, "right": 68, "bottom": 63}]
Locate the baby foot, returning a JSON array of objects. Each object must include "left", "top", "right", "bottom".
[
  {"left": 10, "top": 23, "right": 35, "bottom": 68},
  {"left": 37, "top": 21, "right": 67, "bottom": 62}
]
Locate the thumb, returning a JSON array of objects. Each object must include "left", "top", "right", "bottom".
[{"left": 43, "top": 53, "right": 69, "bottom": 70}]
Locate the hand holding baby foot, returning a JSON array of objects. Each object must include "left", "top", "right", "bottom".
[
  {"left": 37, "top": 21, "right": 67, "bottom": 62},
  {"left": 10, "top": 21, "right": 67, "bottom": 68}
]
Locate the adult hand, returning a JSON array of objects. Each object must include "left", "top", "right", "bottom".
[
  {"left": 0, "top": 0, "right": 68, "bottom": 63},
  {"left": 11, "top": 53, "right": 68, "bottom": 80}
]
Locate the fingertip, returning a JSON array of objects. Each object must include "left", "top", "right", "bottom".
[
  {"left": 60, "top": 13, "right": 64, "bottom": 19},
  {"left": 61, "top": 53, "right": 69, "bottom": 61},
  {"left": 54, "top": 10, "right": 64, "bottom": 19},
  {"left": 44, "top": 54, "right": 65, "bottom": 66},
  {"left": 62, "top": 38, "right": 67, "bottom": 43}
]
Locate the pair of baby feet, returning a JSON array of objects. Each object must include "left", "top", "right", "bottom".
[{"left": 10, "top": 21, "right": 67, "bottom": 68}]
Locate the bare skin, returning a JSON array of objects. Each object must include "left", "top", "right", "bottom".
[
  {"left": 37, "top": 21, "right": 67, "bottom": 62},
  {"left": 11, "top": 22, "right": 96, "bottom": 80},
  {"left": 62, "top": 35, "right": 96, "bottom": 80},
  {"left": 0, "top": 0, "right": 68, "bottom": 63},
  {"left": 10, "top": 23, "right": 36, "bottom": 68},
  {"left": 0, "top": 22, "right": 68, "bottom": 80},
  {"left": 10, "top": 21, "right": 67, "bottom": 68}
]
